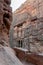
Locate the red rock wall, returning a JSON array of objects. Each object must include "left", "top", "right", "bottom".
[{"left": 0, "top": 0, "right": 12, "bottom": 46}]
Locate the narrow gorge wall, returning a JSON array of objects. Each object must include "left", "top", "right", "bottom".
[{"left": 0, "top": 0, "right": 12, "bottom": 46}]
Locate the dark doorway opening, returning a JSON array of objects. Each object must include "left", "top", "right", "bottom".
[{"left": 18, "top": 40, "right": 23, "bottom": 47}]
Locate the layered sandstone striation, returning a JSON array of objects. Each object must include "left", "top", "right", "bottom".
[
  {"left": 0, "top": 0, "right": 12, "bottom": 46},
  {"left": 0, "top": 1, "right": 24, "bottom": 65}
]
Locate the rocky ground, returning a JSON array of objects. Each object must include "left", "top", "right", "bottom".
[{"left": 0, "top": 46, "right": 23, "bottom": 65}]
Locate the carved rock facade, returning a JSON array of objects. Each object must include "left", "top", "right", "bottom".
[{"left": 13, "top": 0, "right": 43, "bottom": 53}]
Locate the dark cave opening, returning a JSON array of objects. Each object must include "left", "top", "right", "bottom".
[
  {"left": 3, "top": 13, "right": 9, "bottom": 19},
  {"left": 3, "top": 13, "right": 10, "bottom": 30}
]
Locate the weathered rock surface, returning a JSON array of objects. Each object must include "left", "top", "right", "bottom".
[
  {"left": 0, "top": 1, "right": 24, "bottom": 65},
  {"left": 0, "top": 0, "right": 12, "bottom": 46},
  {"left": 0, "top": 46, "right": 23, "bottom": 65},
  {"left": 13, "top": 0, "right": 43, "bottom": 53}
]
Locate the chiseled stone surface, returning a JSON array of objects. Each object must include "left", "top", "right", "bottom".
[{"left": 13, "top": 0, "right": 43, "bottom": 53}]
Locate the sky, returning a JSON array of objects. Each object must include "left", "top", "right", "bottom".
[{"left": 11, "top": 0, "right": 26, "bottom": 12}]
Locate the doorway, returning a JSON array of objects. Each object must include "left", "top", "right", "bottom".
[{"left": 18, "top": 40, "right": 23, "bottom": 47}]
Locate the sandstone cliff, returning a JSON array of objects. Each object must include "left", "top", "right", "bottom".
[
  {"left": 0, "top": 1, "right": 24, "bottom": 65},
  {"left": 0, "top": 0, "right": 12, "bottom": 46},
  {"left": 13, "top": 0, "right": 43, "bottom": 53}
]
